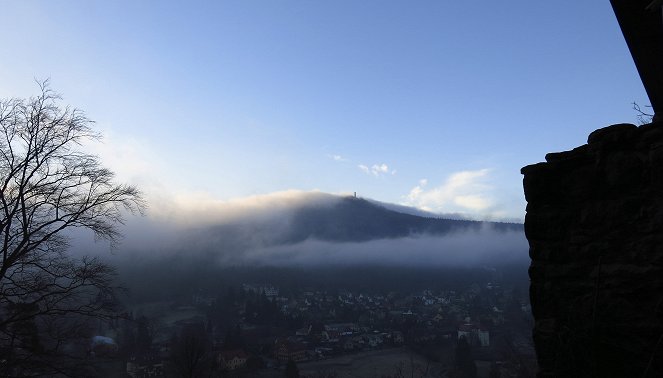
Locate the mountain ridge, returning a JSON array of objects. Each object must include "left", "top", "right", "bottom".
[{"left": 203, "top": 194, "right": 523, "bottom": 247}]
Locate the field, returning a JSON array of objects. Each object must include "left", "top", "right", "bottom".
[{"left": 297, "top": 347, "right": 447, "bottom": 378}]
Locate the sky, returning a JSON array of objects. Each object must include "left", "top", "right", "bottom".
[{"left": 0, "top": 1, "right": 649, "bottom": 221}]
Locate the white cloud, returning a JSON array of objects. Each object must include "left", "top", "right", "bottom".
[
  {"left": 358, "top": 163, "right": 396, "bottom": 177},
  {"left": 148, "top": 189, "right": 337, "bottom": 226},
  {"left": 82, "top": 132, "right": 169, "bottom": 204},
  {"left": 84, "top": 133, "right": 153, "bottom": 181},
  {"left": 403, "top": 169, "right": 498, "bottom": 217},
  {"left": 328, "top": 154, "right": 348, "bottom": 162},
  {"left": 241, "top": 230, "right": 528, "bottom": 267},
  {"left": 454, "top": 195, "right": 492, "bottom": 211}
]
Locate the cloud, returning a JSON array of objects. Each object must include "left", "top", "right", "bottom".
[
  {"left": 403, "top": 169, "right": 497, "bottom": 217},
  {"left": 104, "top": 222, "right": 527, "bottom": 268},
  {"left": 144, "top": 189, "right": 339, "bottom": 227},
  {"left": 70, "top": 190, "right": 343, "bottom": 256},
  {"left": 83, "top": 132, "right": 154, "bottom": 183},
  {"left": 231, "top": 227, "right": 527, "bottom": 267},
  {"left": 454, "top": 195, "right": 492, "bottom": 211},
  {"left": 358, "top": 163, "right": 396, "bottom": 177},
  {"left": 329, "top": 154, "right": 348, "bottom": 162}
]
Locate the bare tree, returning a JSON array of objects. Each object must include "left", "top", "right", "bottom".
[
  {"left": 170, "top": 324, "right": 214, "bottom": 378},
  {"left": 0, "top": 81, "right": 144, "bottom": 376},
  {"left": 633, "top": 102, "right": 655, "bottom": 125}
]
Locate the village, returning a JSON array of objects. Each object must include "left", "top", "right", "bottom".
[{"left": 90, "top": 274, "right": 536, "bottom": 377}]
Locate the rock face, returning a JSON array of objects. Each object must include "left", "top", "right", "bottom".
[{"left": 522, "top": 122, "right": 663, "bottom": 377}]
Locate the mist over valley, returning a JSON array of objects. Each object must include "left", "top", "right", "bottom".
[{"left": 80, "top": 191, "right": 530, "bottom": 302}]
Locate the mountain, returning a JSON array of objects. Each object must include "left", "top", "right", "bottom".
[
  {"left": 204, "top": 194, "right": 523, "bottom": 247},
  {"left": 285, "top": 196, "right": 521, "bottom": 242},
  {"left": 116, "top": 193, "right": 528, "bottom": 300}
]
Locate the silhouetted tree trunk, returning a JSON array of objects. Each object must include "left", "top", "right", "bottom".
[
  {"left": 285, "top": 359, "right": 300, "bottom": 378},
  {"left": 453, "top": 336, "right": 477, "bottom": 378},
  {"left": 0, "top": 81, "right": 144, "bottom": 376},
  {"left": 170, "top": 325, "right": 214, "bottom": 378},
  {"left": 489, "top": 362, "right": 501, "bottom": 378}
]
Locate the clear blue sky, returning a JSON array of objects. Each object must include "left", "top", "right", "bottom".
[{"left": 0, "top": 1, "right": 649, "bottom": 220}]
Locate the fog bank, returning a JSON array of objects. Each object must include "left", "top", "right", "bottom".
[{"left": 69, "top": 191, "right": 527, "bottom": 268}]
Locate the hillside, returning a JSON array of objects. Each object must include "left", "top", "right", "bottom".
[{"left": 204, "top": 194, "right": 522, "bottom": 247}]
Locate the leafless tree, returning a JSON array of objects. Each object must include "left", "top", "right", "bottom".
[
  {"left": 0, "top": 81, "right": 144, "bottom": 376},
  {"left": 633, "top": 102, "right": 655, "bottom": 125},
  {"left": 169, "top": 324, "right": 214, "bottom": 378}
]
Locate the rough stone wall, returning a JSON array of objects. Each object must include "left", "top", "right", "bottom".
[{"left": 522, "top": 122, "right": 663, "bottom": 377}]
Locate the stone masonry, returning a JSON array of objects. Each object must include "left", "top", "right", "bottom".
[{"left": 522, "top": 122, "right": 663, "bottom": 377}]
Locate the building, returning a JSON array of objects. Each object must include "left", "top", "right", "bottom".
[
  {"left": 126, "top": 355, "right": 164, "bottom": 378},
  {"left": 457, "top": 323, "right": 490, "bottom": 347},
  {"left": 274, "top": 340, "right": 308, "bottom": 362},
  {"left": 218, "top": 349, "right": 249, "bottom": 371}
]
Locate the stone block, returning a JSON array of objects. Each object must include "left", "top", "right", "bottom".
[{"left": 587, "top": 123, "right": 638, "bottom": 145}]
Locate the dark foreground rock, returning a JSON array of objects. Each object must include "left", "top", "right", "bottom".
[{"left": 522, "top": 121, "right": 663, "bottom": 377}]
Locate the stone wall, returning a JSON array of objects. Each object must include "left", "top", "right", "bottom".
[{"left": 522, "top": 122, "right": 663, "bottom": 377}]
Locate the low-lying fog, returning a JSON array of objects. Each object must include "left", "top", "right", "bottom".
[
  {"left": 72, "top": 191, "right": 527, "bottom": 267},
  {"left": 67, "top": 191, "right": 528, "bottom": 300}
]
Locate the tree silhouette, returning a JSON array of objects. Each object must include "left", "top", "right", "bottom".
[
  {"left": 170, "top": 324, "right": 213, "bottom": 378},
  {"left": 489, "top": 362, "right": 501, "bottom": 378},
  {"left": 285, "top": 359, "right": 300, "bottom": 378},
  {"left": 0, "top": 81, "right": 144, "bottom": 375},
  {"left": 454, "top": 336, "right": 477, "bottom": 378}
]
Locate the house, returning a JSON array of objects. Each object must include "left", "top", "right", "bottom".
[
  {"left": 457, "top": 323, "right": 474, "bottom": 340},
  {"left": 457, "top": 323, "right": 490, "bottom": 347},
  {"left": 126, "top": 354, "right": 164, "bottom": 378},
  {"left": 423, "top": 298, "right": 436, "bottom": 306},
  {"left": 364, "top": 334, "right": 384, "bottom": 348},
  {"left": 274, "top": 340, "right": 308, "bottom": 362},
  {"left": 90, "top": 335, "right": 118, "bottom": 357},
  {"left": 262, "top": 286, "right": 279, "bottom": 297},
  {"left": 218, "top": 349, "right": 249, "bottom": 371},
  {"left": 411, "top": 328, "right": 437, "bottom": 344},
  {"left": 192, "top": 293, "right": 215, "bottom": 306},
  {"left": 242, "top": 284, "right": 279, "bottom": 298},
  {"left": 342, "top": 337, "right": 355, "bottom": 351},
  {"left": 392, "top": 331, "right": 404, "bottom": 345},
  {"left": 478, "top": 328, "right": 490, "bottom": 347},
  {"left": 315, "top": 346, "right": 334, "bottom": 359},
  {"left": 325, "top": 323, "right": 357, "bottom": 335},
  {"left": 325, "top": 330, "right": 340, "bottom": 342}
]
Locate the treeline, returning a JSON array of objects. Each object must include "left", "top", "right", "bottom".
[{"left": 118, "top": 263, "right": 530, "bottom": 305}]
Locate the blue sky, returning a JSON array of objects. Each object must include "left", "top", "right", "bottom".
[{"left": 0, "top": 1, "right": 649, "bottom": 221}]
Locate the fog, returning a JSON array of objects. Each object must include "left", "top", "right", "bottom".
[
  {"left": 69, "top": 191, "right": 527, "bottom": 269},
  {"left": 237, "top": 229, "right": 526, "bottom": 267}
]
